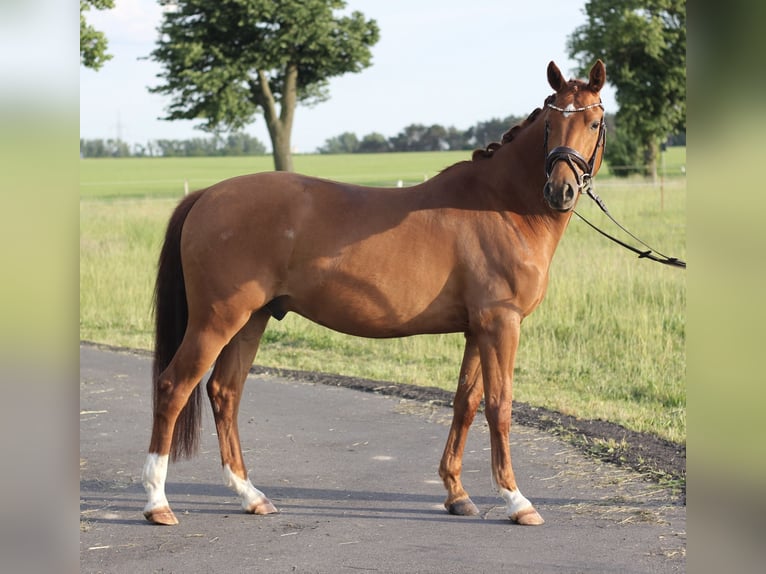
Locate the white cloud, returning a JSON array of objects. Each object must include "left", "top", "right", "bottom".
[{"left": 88, "top": 0, "right": 164, "bottom": 45}]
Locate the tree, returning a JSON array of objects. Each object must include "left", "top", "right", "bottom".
[
  {"left": 358, "top": 132, "right": 390, "bottom": 153},
  {"left": 443, "top": 126, "right": 472, "bottom": 151},
  {"left": 389, "top": 124, "right": 453, "bottom": 152},
  {"left": 222, "top": 132, "right": 267, "bottom": 156},
  {"left": 150, "top": 0, "right": 379, "bottom": 172},
  {"left": 567, "top": 0, "right": 685, "bottom": 179},
  {"left": 318, "top": 132, "right": 359, "bottom": 154},
  {"left": 79, "top": 138, "right": 129, "bottom": 157},
  {"left": 469, "top": 116, "right": 523, "bottom": 149},
  {"left": 80, "top": 0, "right": 115, "bottom": 70}
]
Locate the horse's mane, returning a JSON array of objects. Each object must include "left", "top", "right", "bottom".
[{"left": 471, "top": 94, "right": 556, "bottom": 161}]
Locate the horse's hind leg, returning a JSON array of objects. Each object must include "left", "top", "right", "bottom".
[
  {"left": 439, "top": 335, "right": 484, "bottom": 516},
  {"left": 143, "top": 324, "right": 239, "bottom": 525},
  {"left": 206, "top": 309, "right": 278, "bottom": 515}
]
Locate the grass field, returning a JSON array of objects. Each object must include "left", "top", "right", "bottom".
[{"left": 80, "top": 150, "right": 686, "bottom": 443}]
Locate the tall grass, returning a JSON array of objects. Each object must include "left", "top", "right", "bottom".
[
  {"left": 80, "top": 199, "right": 173, "bottom": 349},
  {"left": 517, "top": 180, "right": 686, "bottom": 441},
  {"left": 80, "top": 153, "right": 686, "bottom": 443}
]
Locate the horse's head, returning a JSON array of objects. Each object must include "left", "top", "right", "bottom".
[{"left": 542, "top": 60, "right": 606, "bottom": 212}]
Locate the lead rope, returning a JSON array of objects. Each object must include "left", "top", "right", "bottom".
[{"left": 574, "top": 188, "right": 686, "bottom": 268}]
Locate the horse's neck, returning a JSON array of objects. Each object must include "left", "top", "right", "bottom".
[
  {"left": 413, "top": 117, "right": 572, "bottom": 244},
  {"left": 493, "top": 140, "right": 546, "bottom": 203},
  {"left": 414, "top": 151, "right": 571, "bottom": 263},
  {"left": 480, "top": 128, "right": 574, "bottom": 252}
]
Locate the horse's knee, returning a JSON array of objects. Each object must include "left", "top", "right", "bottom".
[
  {"left": 154, "top": 375, "right": 175, "bottom": 401},
  {"left": 484, "top": 401, "right": 511, "bottom": 431}
]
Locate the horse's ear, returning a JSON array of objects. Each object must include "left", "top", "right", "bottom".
[
  {"left": 588, "top": 59, "right": 606, "bottom": 92},
  {"left": 547, "top": 61, "right": 566, "bottom": 92}
]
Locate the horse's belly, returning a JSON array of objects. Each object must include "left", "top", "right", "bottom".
[{"left": 282, "top": 277, "right": 467, "bottom": 338}]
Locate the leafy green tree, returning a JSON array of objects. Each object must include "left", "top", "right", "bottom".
[
  {"left": 318, "top": 132, "right": 359, "bottom": 154},
  {"left": 389, "top": 124, "right": 453, "bottom": 152},
  {"left": 222, "top": 133, "right": 267, "bottom": 156},
  {"left": 79, "top": 138, "right": 129, "bottom": 157},
  {"left": 468, "top": 116, "right": 523, "bottom": 149},
  {"left": 567, "top": 0, "right": 685, "bottom": 179},
  {"left": 150, "top": 0, "right": 379, "bottom": 171},
  {"left": 443, "top": 126, "right": 472, "bottom": 151},
  {"left": 80, "top": 0, "right": 115, "bottom": 70},
  {"left": 603, "top": 128, "right": 643, "bottom": 177},
  {"left": 357, "top": 132, "right": 391, "bottom": 153},
  {"left": 358, "top": 132, "right": 390, "bottom": 153}
]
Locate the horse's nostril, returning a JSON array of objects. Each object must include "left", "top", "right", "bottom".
[{"left": 543, "top": 181, "right": 575, "bottom": 209}]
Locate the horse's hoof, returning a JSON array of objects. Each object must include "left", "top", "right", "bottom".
[
  {"left": 245, "top": 498, "right": 278, "bottom": 515},
  {"left": 510, "top": 507, "right": 544, "bottom": 526},
  {"left": 143, "top": 507, "right": 179, "bottom": 525},
  {"left": 446, "top": 498, "right": 480, "bottom": 516}
]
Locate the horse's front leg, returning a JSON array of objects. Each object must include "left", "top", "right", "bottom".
[
  {"left": 476, "top": 309, "right": 544, "bottom": 526},
  {"left": 439, "top": 335, "right": 484, "bottom": 515}
]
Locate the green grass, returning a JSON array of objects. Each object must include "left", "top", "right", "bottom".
[
  {"left": 79, "top": 152, "right": 472, "bottom": 199},
  {"left": 80, "top": 151, "right": 686, "bottom": 443},
  {"left": 517, "top": 179, "right": 686, "bottom": 441}
]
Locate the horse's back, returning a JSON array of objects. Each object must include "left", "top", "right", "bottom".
[{"left": 178, "top": 172, "right": 469, "bottom": 336}]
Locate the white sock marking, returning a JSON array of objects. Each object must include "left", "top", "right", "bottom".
[
  {"left": 142, "top": 453, "right": 170, "bottom": 512},
  {"left": 222, "top": 464, "right": 269, "bottom": 511},
  {"left": 499, "top": 487, "right": 533, "bottom": 517}
]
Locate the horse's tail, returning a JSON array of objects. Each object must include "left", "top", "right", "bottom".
[{"left": 153, "top": 189, "right": 206, "bottom": 462}]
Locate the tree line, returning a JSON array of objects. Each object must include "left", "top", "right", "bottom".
[
  {"left": 79, "top": 115, "right": 590, "bottom": 158},
  {"left": 319, "top": 114, "right": 681, "bottom": 156},
  {"left": 80, "top": 132, "right": 267, "bottom": 158},
  {"left": 78, "top": 116, "right": 534, "bottom": 158},
  {"left": 318, "top": 114, "right": 685, "bottom": 178},
  {"left": 318, "top": 116, "right": 525, "bottom": 154},
  {"left": 81, "top": 113, "right": 685, "bottom": 179}
]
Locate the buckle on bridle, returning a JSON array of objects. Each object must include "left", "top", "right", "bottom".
[{"left": 545, "top": 146, "right": 593, "bottom": 192}]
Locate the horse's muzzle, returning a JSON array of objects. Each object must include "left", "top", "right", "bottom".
[
  {"left": 543, "top": 146, "right": 592, "bottom": 212},
  {"left": 543, "top": 180, "right": 577, "bottom": 212}
]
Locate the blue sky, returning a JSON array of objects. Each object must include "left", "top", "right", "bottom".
[{"left": 79, "top": 0, "right": 616, "bottom": 153}]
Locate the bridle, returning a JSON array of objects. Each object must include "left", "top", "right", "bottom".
[
  {"left": 542, "top": 99, "right": 686, "bottom": 268},
  {"left": 543, "top": 100, "right": 606, "bottom": 195}
]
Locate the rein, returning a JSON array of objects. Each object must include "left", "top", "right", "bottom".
[
  {"left": 544, "top": 100, "right": 686, "bottom": 269},
  {"left": 575, "top": 189, "right": 686, "bottom": 268}
]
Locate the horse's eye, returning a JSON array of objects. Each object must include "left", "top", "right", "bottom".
[{"left": 590, "top": 120, "right": 600, "bottom": 130}]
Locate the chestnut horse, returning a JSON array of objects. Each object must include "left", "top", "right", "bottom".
[{"left": 143, "top": 60, "right": 607, "bottom": 526}]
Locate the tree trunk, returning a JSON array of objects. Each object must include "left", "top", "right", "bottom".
[
  {"left": 271, "top": 128, "right": 294, "bottom": 172},
  {"left": 644, "top": 138, "right": 658, "bottom": 183},
  {"left": 253, "top": 66, "right": 298, "bottom": 172}
]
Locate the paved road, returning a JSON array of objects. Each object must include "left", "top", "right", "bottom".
[{"left": 80, "top": 344, "right": 685, "bottom": 573}]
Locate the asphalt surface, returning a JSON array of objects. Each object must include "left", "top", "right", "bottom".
[{"left": 80, "top": 344, "right": 685, "bottom": 573}]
